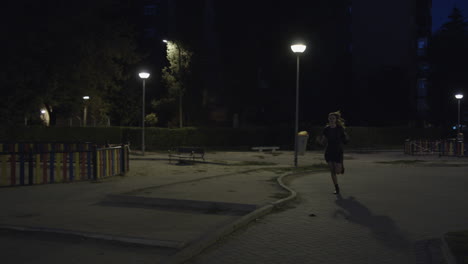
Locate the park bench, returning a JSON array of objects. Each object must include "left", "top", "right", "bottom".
[
  {"left": 168, "top": 147, "right": 205, "bottom": 163},
  {"left": 251, "top": 146, "right": 280, "bottom": 152}
]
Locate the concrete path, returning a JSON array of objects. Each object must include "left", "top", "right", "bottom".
[
  {"left": 187, "top": 153, "right": 468, "bottom": 264},
  {"left": 0, "top": 150, "right": 467, "bottom": 264}
]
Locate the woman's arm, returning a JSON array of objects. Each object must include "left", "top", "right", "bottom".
[
  {"left": 317, "top": 128, "right": 327, "bottom": 146},
  {"left": 341, "top": 127, "right": 350, "bottom": 144}
]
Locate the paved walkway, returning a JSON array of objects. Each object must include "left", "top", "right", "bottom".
[
  {"left": 0, "top": 150, "right": 467, "bottom": 263},
  {"left": 188, "top": 153, "right": 468, "bottom": 264}
]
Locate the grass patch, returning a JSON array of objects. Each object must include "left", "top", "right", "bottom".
[
  {"left": 263, "top": 163, "right": 329, "bottom": 174},
  {"left": 254, "top": 155, "right": 266, "bottom": 159},
  {"left": 300, "top": 163, "right": 330, "bottom": 170},
  {"left": 269, "top": 192, "right": 289, "bottom": 199},
  {"left": 425, "top": 163, "right": 468, "bottom": 167},
  {"left": 230, "top": 161, "right": 278, "bottom": 166},
  {"left": 264, "top": 152, "right": 283, "bottom": 156},
  {"left": 445, "top": 230, "right": 468, "bottom": 264},
  {"left": 375, "top": 160, "right": 427, "bottom": 165}
]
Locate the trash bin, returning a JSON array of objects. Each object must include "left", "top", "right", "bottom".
[{"left": 297, "top": 131, "right": 309, "bottom": 155}]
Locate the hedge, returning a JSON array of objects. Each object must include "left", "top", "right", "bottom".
[{"left": 0, "top": 126, "right": 450, "bottom": 151}]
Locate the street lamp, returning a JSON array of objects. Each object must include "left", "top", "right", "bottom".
[
  {"left": 139, "top": 72, "right": 150, "bottom": 156},
  {"left": 291, "top": 43, "right": 306, "bottom": 167},
  {"left": 455, "top": 93, "right": 463, "bottom": 135},
  {"left": 83, "top": 96, "right": 90, "bottom": 127}
]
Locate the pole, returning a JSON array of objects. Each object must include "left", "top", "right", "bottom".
[
  {"left": 83, "top": 105, "right": 87, "bottom": 127},
  {"left": 294, "top": 55, "right": 300, "bottom": 167},
  {"left": 458, "top": 99, "right": 461, "bottom": 135},
  {"left": 142, "top": 79, "right": 146, "bottom": 156},
  {"left": 178, "top": 44, "right": 183, "bottom": 128}
]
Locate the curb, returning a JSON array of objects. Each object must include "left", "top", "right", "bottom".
[
  {"left": 0, "top": 224, "right": 185, "bottom": 249},
  {"left": 160, "top": 171, "right": 303, "bottom": 264}
]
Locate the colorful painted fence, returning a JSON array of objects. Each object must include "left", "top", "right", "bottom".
[
  {"left": 0, "top": 144, "right": 129, "bottom": 187},
  {"left": 404, "top": 139, "right": 465, "bottom": 156}
]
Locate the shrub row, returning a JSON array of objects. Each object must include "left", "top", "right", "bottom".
[
  {"left": 0, "top": 126, "right": 450, "bottom": 151},
  {"left": 0, "top": 127, "right": 122, "bottom": 144}
]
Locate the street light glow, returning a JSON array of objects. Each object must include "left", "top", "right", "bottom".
[
  {"left": 291, "top": 44, "right": 306, "bottom": 53},
  {"left": 139, "top": 72, "right": 150, "bottom": 79},
  {"left": 83, "top": 96, "right": 90, "bottom": 100},
  {"left": 41, "top": 110, "right": 46, "bottom": 114},
  {"left": 163, "top": 39, "right": 168, "bottom": 43},
  {"left": 455, "top": 94, "right": 463, "bottom": 99}
]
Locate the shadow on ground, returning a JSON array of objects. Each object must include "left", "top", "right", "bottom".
[{"left": 334, "top": 195, "right": 411, "bottom": 251}]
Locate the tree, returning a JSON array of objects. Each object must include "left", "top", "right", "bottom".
[
  {"left": 1, "top": 1, "right": 142, "bottom": 126},
  {"left": 428, "top": 7, "right": 468, "bottom": 126},
  {"left": 159, "top": 41, "right": 193, "bottom": 127},
  {"left": 145, "top": 113, "right": 159, "bottom": 126}
]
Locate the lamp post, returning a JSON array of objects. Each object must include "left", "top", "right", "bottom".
[
  {"left": 83, "top": 96, "right": 90, "bottom": 127},
  {"left": 40, "top": 109, "right": 46, "bottom": 125},
  {"left": 139, "top": 72, "right": 150, "bottom": 156},
  {"left": 455, "top": 93, "right": 463, "bottom": 135},
  {"left": 291, "top": 44, "right": 306, "bottom": 167}
]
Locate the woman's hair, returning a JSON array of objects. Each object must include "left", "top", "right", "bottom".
[{"left": 328, "top": 110, "right": 346, "bottom": 128}]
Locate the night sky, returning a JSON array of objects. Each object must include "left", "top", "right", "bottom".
[
  {"left": 2, "top": 0, "right": 467, "bottom": 128},
  {"left": 432, "top": 0, "right": 468, "bottom": 32}
]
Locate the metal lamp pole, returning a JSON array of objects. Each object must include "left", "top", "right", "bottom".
[
  {"left": 456, "top": 94, "right": 463, "bottom": 135},
  {"left": 83, "top": 96, "right": 90, "bottom": 127},
  {"left": 291, "top": 44, "right": 306, "bottom": 167},
  {"left": 294, "top": 55, "right": 300, "bottom": 167},
  {"left": 139, "top": 72, "right": 150, "bottom": 156}
]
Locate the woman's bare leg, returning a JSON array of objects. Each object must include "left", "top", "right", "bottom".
[
  {"left": 335, "top": 163, "right": 343, "bottom": 175},
  {"left": 329, "top": 162, "right": 338, "bottom": 185},
  {"left": 329, "top": 162, "right": 339, "bottom": 194}
]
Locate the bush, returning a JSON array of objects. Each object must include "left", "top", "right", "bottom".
[
  {"left": 0, "top": 126, "right": 122, "bottom": 144},
  {"left": 0, "top": 126, "right": 450, "bottom": 151}
]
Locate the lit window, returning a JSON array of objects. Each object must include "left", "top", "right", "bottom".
[
  {"left": 417, "top": 98, "right": 429, "bottom": 112},
  {"left": 417, "top": 38, "right": 427, "bottom": 49},
  {"left": 144, "top": 28, "right": 156, "bottom": 38},
  {"left": 417, "top": 78, "right": 427, "bottom": 97},
  {"left": 144, "top": 5, "right": 157, "bottom": 16},
  {"left": 419, "top": 63, "right": 429, "bottom": 74},
  {"left": 417, "top": 37, "right": 428, "bottom": 56}
]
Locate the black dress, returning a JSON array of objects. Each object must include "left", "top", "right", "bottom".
[{"left": 322, "top": 125, "right": 348, "bottom": 163}]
